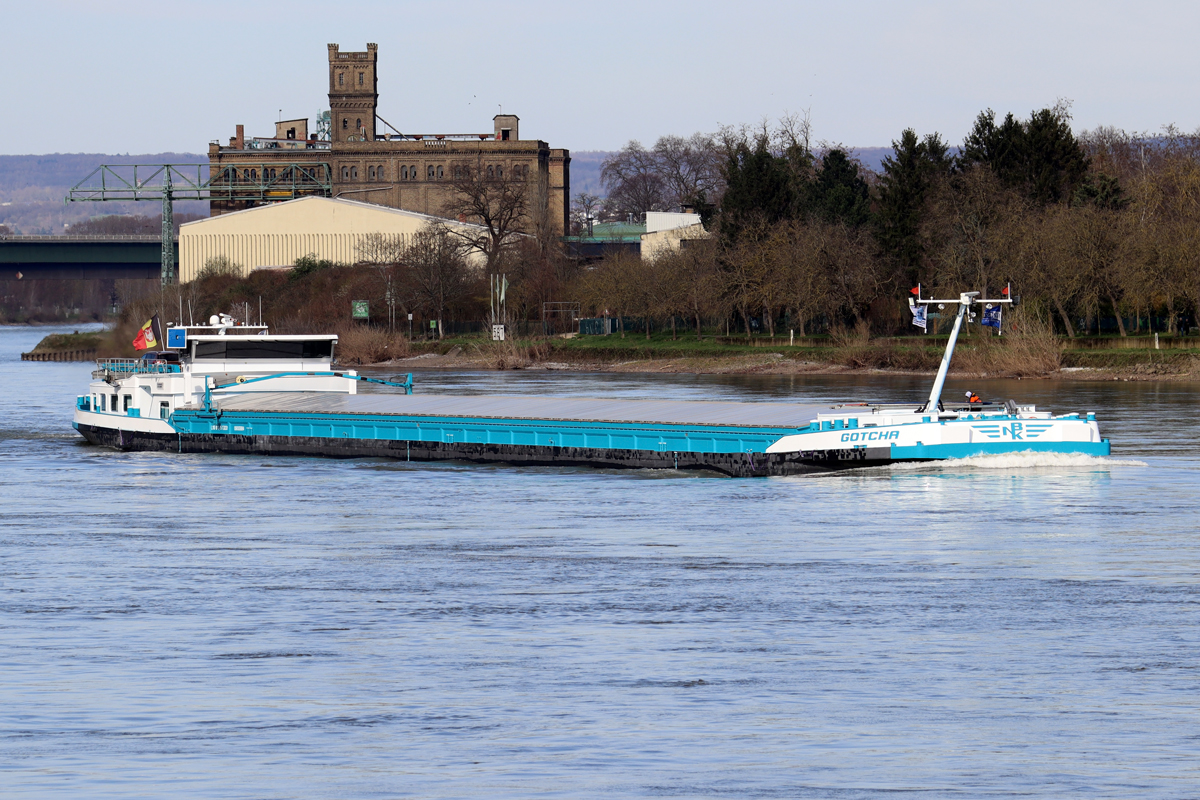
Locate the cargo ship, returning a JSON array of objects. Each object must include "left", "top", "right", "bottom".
[{"left": 72, "top": 294, "right": 1110, "bottom": 477}]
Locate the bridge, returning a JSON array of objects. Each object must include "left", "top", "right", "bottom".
[{"left": 0, "top": 235, "right": 173, "bottom": 280}]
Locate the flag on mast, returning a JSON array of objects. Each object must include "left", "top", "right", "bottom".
[
  {"left": 132, "top": 314, "right": 162, "bottom": 351},
  {"left": 912, "top": 304, "right": 927, "bottom": 331}
]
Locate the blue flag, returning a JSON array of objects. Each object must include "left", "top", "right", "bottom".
[
  {"left": 982, "top": 304, "right": 1002, "bottom": 329},
  {"left": 911, "top": 305, "right": 927, "bottom": 331}
]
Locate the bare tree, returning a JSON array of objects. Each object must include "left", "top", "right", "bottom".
[
  {"left": 652, "top": 133, "right": 724, "bottom": 208},
  {"left": 570, "top": 192, "right": 601, "bottom": 236},
  {"left": 402, "top": 222, "right": 471, "bottom": 339},
  {"left": 356, "top": 232, "right": 411, "bottom": 330},
  {"left": 442, "top": 156, "right": 529, "bottom": 270},
  {"left": 600, "top": 141, "right": 670, "bottom": 218}
]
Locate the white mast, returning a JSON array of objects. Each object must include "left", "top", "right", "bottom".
[{"left": 911, "top": 289, "right": 1012, "bottom": 413}]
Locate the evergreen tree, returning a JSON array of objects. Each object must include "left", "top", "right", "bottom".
[
  {"left": 959, "top": 107, "right": 1089, "bottom": 205},
  {"left": 719, "top": 136, "right": 796, "bottom": 242},
  {"left": 1072, "top": 173, "right": 1129, "bottom": 210},
  {"left": 1023, "top": 108, "right": 1089, "bottom": 204},
  {"left": 810, "top": 148, "right": 871, "bottom": 227},
  {"left": 875, "top": 129, "right": 951, "bottom": 278}
]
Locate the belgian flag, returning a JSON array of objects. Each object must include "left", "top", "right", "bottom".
[{"left": 132, "top": 314, "right": 162, "bottom": 351}]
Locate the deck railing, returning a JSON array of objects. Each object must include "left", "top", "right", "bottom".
[{"left": 93, "top": 359, "right": 182, "bottom": 378}]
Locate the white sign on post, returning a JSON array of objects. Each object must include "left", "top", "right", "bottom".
[{"left": 492, "top": 324, "right": 506, "bottom": 342}]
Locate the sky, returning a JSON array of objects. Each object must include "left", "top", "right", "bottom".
[{"left": 3, "top": 0, "right": 1199, "bottom": 156}]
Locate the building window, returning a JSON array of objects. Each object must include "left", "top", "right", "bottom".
[
  {"left": 358, "top": 72, "right": 364, "bottom": 85},
  {"left": 356, "top": 118, "right": 362, "bottom": 130},
  {"left": 410, "top": 165, "right": 416, "bottom": 180},
  {"left": 250, "top": 169, "right": 258, "bottom": 181},
  {"left": 501, "top": 128, "right": 511, "bottom": 141},
  {"left": 368, "top": 166, "right": 376, "bottom": 180},
  {"left": 342, "top": 166, "right": 349, "bottom": 180},
  {"left": 401, "top": 166, "right": 408, "bottom": 181},
  {"left": 338, "top": 73, "right": 344, "bottom": 86},
  {"left": 342, "top": 118, "right": 348, "bottom": 130},
  {"left": 436, "top": 165, "right": 444, "bottom": 180},
  {"left": 427, "top": 165, "right": 435, "bottom": 180},
  {"left": 496, "top": 166, "right": 503, "bottom": 179},
  {"left": 351, "top": 166, "right": 358, "bottom": 180},
  {"left": 377, "top": 165, "right": 385, "bottom": 180},
  {"left": 487, "top": 165, "right": 494, "bottom": 179}
]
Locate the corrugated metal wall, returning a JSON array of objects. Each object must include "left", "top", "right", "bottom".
[{"left": 179, "top": 232, "right": 413, "bottom": 281}]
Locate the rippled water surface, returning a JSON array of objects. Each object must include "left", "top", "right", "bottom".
[{"left": 3, "top": 325, "right": 1199, "bottom": 798}]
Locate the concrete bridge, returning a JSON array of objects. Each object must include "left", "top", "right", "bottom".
[{"left": 0, "top": 236, "right": 174, "bottom": 280}]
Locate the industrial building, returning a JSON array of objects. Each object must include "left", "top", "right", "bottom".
[
  {"left": 178, "top": 196, "right": 489, "bottom": 282},
  {"left": 207, "top": 43, "right": 570, "bottom": 238}
]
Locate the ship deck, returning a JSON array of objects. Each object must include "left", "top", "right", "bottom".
[{"left": 207, "top": 392, "right": 827, "bottom": 430}]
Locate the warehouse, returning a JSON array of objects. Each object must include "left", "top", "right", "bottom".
[{"left": 178, "top": 196, "right": 489, "bottom": 281}]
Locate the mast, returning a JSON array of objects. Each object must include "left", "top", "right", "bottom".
[{"left": 911, "top": 289, "right": 1012, "bottom": 413}]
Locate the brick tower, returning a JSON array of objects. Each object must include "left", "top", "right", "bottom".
[{"left": 328, "top": 43, "right": 378, "bottom": 143}]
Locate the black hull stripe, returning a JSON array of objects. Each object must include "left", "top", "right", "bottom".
[{"left": 75, "top": 424, "right": 894, "bottom": 478}]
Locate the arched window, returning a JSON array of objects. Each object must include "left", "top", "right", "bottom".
[
  {"left": 401, "top": 166, "right": 408, "bottom": 181},
  {"left": 410, "top": 165, "right": 417, "bottom": 180},
  {"left": 487, "top": 165, "right": 494, "bottom": 179},
  {"left": 356, "top": 118, "right": 362, "bottom": 130},
  {"left": 341, "top": 166, "right": 349, "bottom": 180},
  {"left": 436, "top": 165, "right": 443, "bottom": 179},
  {"left": 342, "top": 118, "right": 348, "bottom": 130},
  {"left": 496, "top": 166, "right": 503, "bottom": 180},
  {"left": 351, "top": 166, "right": 358, "bottom": 180},
  {"left": 378, "top": 165, "right": 385, "bottom": 180},
  {"left": 368, "top": 166, "right": 375, "bottom": 180},
  {"left": 251, "top": 169, "right": 258, "bottom": 182},
  {"left": 427, "top": 165, "right": 435, "bottom": 180}
]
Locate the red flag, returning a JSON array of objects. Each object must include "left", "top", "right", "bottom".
[
  {"left": 132, "top": 315, "right": 160, "bottom": 351},
  {"left": 910, "top": 287, "right": 920, "bottom": 295},
  {"left": 1001, "top": 286, "right": 1010, "bottom": 295}
]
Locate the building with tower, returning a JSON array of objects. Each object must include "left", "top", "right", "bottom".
[{"left": 207, "top": 43, "right": 570, "bottom": 238}]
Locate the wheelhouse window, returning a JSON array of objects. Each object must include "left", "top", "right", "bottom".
[
  {"left": 159, "top": 402, "right": 170, "bottom": 420},
  {"left": 193, "top": 340, "right": 336, "bottom": 360},
  {"left": 123, "top": 395, "right": 131, "bottom": 412}
]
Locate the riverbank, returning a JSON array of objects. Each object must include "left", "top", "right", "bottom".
[
  {"left": 21, "top": 325, "right": 1200, "bottom": 382},
  {"left": 361, "top": 334, "right": 1200, "bottom": 382}
]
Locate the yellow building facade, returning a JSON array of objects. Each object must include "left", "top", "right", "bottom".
[{"left": 178, "top": 196, "right": 488, "bottom": 282}]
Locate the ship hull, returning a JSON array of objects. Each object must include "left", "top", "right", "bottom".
[{"left": 74, "top": 422, "right": 889, "bottom": 478}]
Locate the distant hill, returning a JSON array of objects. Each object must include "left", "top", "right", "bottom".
[
  {"left": 0, "top": 147, "right": 898, "bottom": 234},
  {"left": 0, "top": 153, "right": 208, "bottom": 234}
]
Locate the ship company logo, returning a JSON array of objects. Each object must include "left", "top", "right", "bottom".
[
  {"left": 839, "top": 429, "right": 901, "bottom": 443},
  {"left": 971, "top": 422, "right": 1054, "bottom": 441}
]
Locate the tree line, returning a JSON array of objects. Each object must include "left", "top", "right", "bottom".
[{"left": 579, "top": 105, "right": 1200, "bottom": 337}]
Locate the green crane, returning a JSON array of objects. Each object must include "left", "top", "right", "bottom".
[{"left": 66, "top": 162, "right": 333, "bottom": 285}]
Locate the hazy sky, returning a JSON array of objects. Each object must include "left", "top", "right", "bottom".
[{"left": 3, "top": 0, "right": 1198, "bottom": 156}]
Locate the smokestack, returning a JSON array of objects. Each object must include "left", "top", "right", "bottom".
[{"left": 235, "top": 124, "right": 245, "bottom": 149}]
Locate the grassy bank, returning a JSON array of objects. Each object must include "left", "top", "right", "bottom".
[{"left": 25, "top": 319, "right": 1200, "bottom": 380}]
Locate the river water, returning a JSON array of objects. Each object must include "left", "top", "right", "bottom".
[{"left": 2, "top": 324, "right": 1198, "bottom": 798}]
